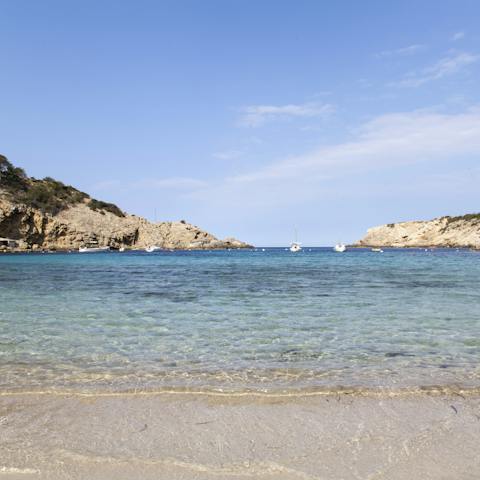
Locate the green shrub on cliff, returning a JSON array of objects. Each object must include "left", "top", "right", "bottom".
[
  {"left": 444, "top": 213, "right": 480, "bottom": 224},
  {"left": 1, "top": 154, "right": 124, "bottom": 217},
  {"left": 88, "top": 199, "right": 125, "bottom": 217},
  {"left": 0, "top": 155, "right": 28, "bottom": 191},
  {"left": 21, "top": 179, "right": 89, "bottom": 214}
]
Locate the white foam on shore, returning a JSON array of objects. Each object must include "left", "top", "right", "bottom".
[{"left": 0, "top": 384, "right": 479, "bottom": 399}]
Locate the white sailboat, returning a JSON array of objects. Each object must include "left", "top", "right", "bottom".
[
  {"left": 290, "top": 242, "right": 301, "bottom": 252},
  {"left": 333, "top": 243, "right": 346, "bottom": 253},
  {"left": 290, "top": 229, "right": 302, "bottom": 252}
]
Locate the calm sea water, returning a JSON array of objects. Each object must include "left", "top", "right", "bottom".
[{"left": 1, "top": 248, "right": 479, "bottom": 393}]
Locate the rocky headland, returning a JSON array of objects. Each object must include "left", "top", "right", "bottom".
[
  {"left": 0, "top": 155, "right": 251, "bottom": 252},
  {"left": 355, "top": 214, "right": 480, "bottom": 249}
]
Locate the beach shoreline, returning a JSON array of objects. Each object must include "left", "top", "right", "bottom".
[{"left": 1, "top": 391, "right": 479, "bottom": 479}]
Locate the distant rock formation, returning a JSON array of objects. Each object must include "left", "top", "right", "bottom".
[
  {"left": 355, "top": 214, "right": 480, "bottom": 249},
  {"left": 0, "top": 155, "right": 252, "bottom": 251}
]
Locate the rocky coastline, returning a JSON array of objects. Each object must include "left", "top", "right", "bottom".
[
  {"left": 0, "top": 156, "right": 251, "bottom": 252},
  {"left": 355, "top": 214, "right": 480, "bottom": 249}
]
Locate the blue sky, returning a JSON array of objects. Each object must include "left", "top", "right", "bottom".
[{"left": 1, "top": 1, "right": 479, "bottom": 245}]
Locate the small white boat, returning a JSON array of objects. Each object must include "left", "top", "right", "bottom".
[
  {"left": 119, "top": 247, "right": 125, "bottom": 252},
  {"left": 79, "top": 246, "right": 110, "bottom": 253},
  {"left": 145, "top": 245, "right": 161, "bottom": 253},
  {"left": 290, "top": 229, "right": 302, "bottom": 252},
  {"left": 290, "top": 242, "right": 302, "bottom": 252},
  {"left": 333, "top": 243, "right": 346, "bottom": 253},
  {"left": 371, "top": 247, "right": 384, "bottom": 253}
]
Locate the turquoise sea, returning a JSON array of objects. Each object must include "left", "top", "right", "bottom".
[{"left": 0, "top": 248, "right": 479, "bottom": 393}]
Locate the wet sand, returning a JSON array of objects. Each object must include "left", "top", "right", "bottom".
[{"left": 1, "top": 391, "right": 480, "bottom": 479}]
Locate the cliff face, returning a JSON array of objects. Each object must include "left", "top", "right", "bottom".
[
  {"left": 355, "top": 214, "right": 480, "bottom": 249},
  {"left": 0, "top": 156, "right": 251, "bottom": 251}
]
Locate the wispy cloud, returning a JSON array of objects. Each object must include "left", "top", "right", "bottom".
[
  {"left": 451, "top": 31, "right": 465, "bottom": 41},
  {"left": 375, "top": 44, "right": 427, "bottom": 58},
  {"left": 91, "top": 106, "right": 480, "bottom": 219},
  {"left": 226, "top": 107, "right": 480, "bottom": 185},
  {"left": 183, "top": 107, "right": 480, "bottom": 213},
  {"left": 238, "top": 102, "right": 334, "bottom": 127},
  {"left": 390, "top": 51, "right": 479, "bottom": 87}
]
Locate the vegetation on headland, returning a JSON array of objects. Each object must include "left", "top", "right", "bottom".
[
  {"left": 443, "top": 213, "right": 480, "bottom": 224},
  {"left": 0, "top": 155, "right": 28, "bottom": 190},
  {"left": 88, "top": 199, "right": 124, "bottom": 217},
  {"left": 0, "top": 154, "right": 124, "bottom": 217}
]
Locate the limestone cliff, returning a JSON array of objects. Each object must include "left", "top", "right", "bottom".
[
  {"left": 355, "top": 214, "right": 480, "bottom": 249},
  {"left": 0, "top": 156, "right": 251, "bottom": 251}
]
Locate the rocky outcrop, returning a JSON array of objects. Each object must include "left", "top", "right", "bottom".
[
  {"left": 0, "top": 156, "right": 251, "bottom": 251},
  {"left": 0, "top": 192, "right": 251, "bottom": 251},
  {"left": 355, "top": 214, "right": 480, "bottom": 249}
]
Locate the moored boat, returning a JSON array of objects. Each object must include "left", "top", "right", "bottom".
[
  {"left": 290, "top": 229, "right": 302, "bottom": 252},
  {"left": 290, "top": 242, "right": 302, "bottom": 252},
  {"left": 333, "top": 243, "right": 346, "bottom": 253},
  {"left": 79, "top": 246, "right": 110, "bottom": 253},
  {"left": 145, "top": 245, "right": 161, "bottom": 253}
]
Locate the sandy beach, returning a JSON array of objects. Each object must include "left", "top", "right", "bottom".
[{"left": 1, "top": 391, "right": 479, "bottom": 479}]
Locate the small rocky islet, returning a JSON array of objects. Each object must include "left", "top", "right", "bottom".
[{"left": 0, "top": 155, "right": 251, "bottom": 252}]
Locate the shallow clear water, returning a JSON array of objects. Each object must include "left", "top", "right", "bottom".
[{"left": 0, "top": 248, "right": 479, "bottom": 392}]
